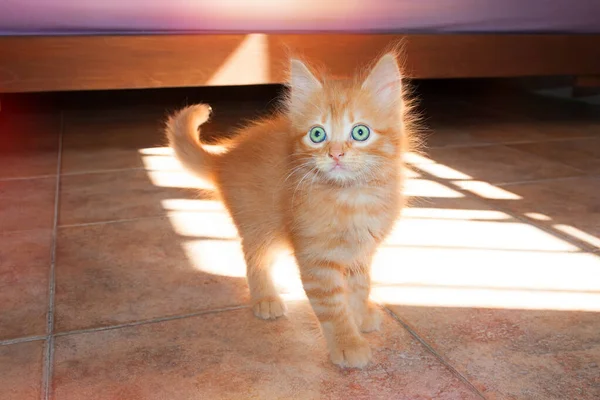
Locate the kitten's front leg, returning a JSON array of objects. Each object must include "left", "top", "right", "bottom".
[
  {"left": 347, "top": 266, "right": 382, "bottom": 333},
  {"left": 243, "top": 241, "right": 286, "bottom": 320},
  {"left": 299, "top": 258, "right": 371, "bottom": 368}
]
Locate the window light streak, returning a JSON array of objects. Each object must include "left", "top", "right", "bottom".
[
  {"left": 386, "top": 218, "right": 580, "bottom": 252},
  {"left": 207, "top": 34, "right": 270, "bottom": 86},
  {"left": 161, "top": 199, "right": 224, "bottom": 212},
  {"left": 372, "top": 286, "right": 600, "bottom": 312},
  {"left": 554, "top": 224, "right": 600, "bottom": 249},
  {"left": 404, "top": 179, "right": 464, "bottom": 198},
  {"left": 454, "top": 180, "right": 522, "bottom": 200},
  {"left": 402, "top": 207, "right": 511, "bottom": 221},
  {"left": 416, "top": 163, "right": 473, "bottom": 180},
  {"left": 525, "top": 212, "right": 552, "bottom": 221},
  {"left": 139, "top": 139, "right": 600, "bottom": 313}
]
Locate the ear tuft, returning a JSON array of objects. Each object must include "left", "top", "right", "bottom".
[
  {"left": 362, "top": 53, "right": 402, "bottom": 108},
  {"left": 289, "top": 59, "right": 322, "bottom": 108}
]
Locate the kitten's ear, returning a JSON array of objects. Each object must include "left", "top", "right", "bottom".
[
  {"left": 362, "top": 53, "right": 402, "bottom": 108},
  {"left": 289, "top": 59, "right": 322, "bottom": 107}
]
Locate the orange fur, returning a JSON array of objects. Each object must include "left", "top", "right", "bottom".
[{"left": 165, "top": 53, "right": 412, "bottom": 368}]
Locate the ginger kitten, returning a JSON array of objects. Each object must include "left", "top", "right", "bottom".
[{"left": 166, "top": 53, "right": 410, "bottom": 368}]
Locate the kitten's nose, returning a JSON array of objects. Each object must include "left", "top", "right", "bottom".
[{"left": 328, "top": 146, "right": 345, "bottom": 161}]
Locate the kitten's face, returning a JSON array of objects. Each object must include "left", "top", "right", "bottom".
[{"left": 288, "top": 54, "right": 404, "bottom": 185}]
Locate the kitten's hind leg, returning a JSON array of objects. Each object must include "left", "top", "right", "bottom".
[
  {"left": 243, "top": 240, "right": 286, "bottom": 320},
  {"left": 347, "top": 266, "right": 382, "bottom": 333}
]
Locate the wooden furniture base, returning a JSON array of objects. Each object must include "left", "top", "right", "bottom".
[{"left": 1, "top": 34, "right": 600, "bottom": 93}]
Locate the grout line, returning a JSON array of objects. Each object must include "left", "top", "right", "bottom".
[
  {"left": 4, "top": 305, "right": 249, "bottom": 350},
  {"left": 383, "top": 307, "right": 487, "bottom": 400},
  {"left": 0, "top": 227, "right": 56, "bottom": 236},
  {"left": 426, "top": 134, "right": 599, "bottom": 150},
  {"left": 41, "top": 111, "right": 64, "bottom": 400},
  {"left": 0, "top": 174, "right": 57, "bottom": 182},
  {"left": 495, "top": 174, "right": 599, "bottom": 187},
  {"left": 0, "top": 335, "right": 47, "bottom": 346},
  {"left": 60, "top": 167, "right": 147, "bottom": 177},
  {"left": 58, "top": 215, "right": 166, "bottom": 229},
  {"left": 54, "top": 305, "right": 249, "bottom": 338},
  {"left": 41, "top": 338, "right": 55, "bottom": 400}
]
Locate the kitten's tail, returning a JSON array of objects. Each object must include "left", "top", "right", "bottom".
[{"left": 165, "top": 104, "right": 216, "bottom": 183}]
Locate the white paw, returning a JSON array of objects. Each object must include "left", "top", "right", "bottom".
[
  {"left": 252, "top": 297, "right": 287, "bottom": 320},
  {"left": 329, "top": 336, "right": 372, "bottom": 369}
]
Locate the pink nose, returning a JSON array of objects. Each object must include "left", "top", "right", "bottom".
[{"left": 328, "top": 150, "right": 345, "bottom": 161}]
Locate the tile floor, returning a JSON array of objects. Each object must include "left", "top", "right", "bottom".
[{"left": 1, "top": 83, "right": 599, "bottom": 400}]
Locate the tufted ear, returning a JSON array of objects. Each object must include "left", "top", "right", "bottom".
[
  {"left": 289, "top": 59, "right": 322, "bottom": 108},
  {"left": 362, "top": 53, "right": 402, "bottom": 109}
]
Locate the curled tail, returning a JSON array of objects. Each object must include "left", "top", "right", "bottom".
[{"left": 165, "top": 104, "right": 215, "bottom": 183}]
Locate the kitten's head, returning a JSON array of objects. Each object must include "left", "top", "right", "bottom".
[{"left": 286, "top": 53, "right": 406, "bottom": 186}]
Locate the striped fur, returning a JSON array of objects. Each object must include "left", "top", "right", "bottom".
[{"left": 165, "top": 53, "right": 411, "bottom": 368}]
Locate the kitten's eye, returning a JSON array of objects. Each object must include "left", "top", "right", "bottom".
[
  {"left": 309, "top": 126, "right": 327, "bottom": 143},
  {"left": 351, "top": 124, "right": 371, "bottom": 141}
]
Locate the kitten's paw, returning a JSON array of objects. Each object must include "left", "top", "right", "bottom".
[
  {"left": 360, "top": 306, "right": 382, "bottom": 333},
  {"left": 330, "top": 336, "right": 372, "bottom": 369},
  {"left": 252, "top": 297, "right": 287, "bottom": 320}
]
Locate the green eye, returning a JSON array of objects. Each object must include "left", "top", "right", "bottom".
[
  {"left": 351, "top": 124, "right": 371, "bottom": 141},
  {"left": 309, "top": 126, "right": 327, "bottom": 143}
]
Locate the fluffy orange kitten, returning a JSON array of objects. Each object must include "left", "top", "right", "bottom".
[{"left": 166, "top": 53, "right": 410, "bottom": 368}]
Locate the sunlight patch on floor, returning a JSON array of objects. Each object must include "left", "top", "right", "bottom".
[
  {"left": 372, "top": 285, "right": 600, "bottom": 312},
  {"left": 404, "top": 152, "right": 435, "bottom": 165},
  {"left": 554, "top": 224, "right": 600, "bottom": 249},
  {"left": 524, "top": 212, "right": 552, "bottom": 221},
  {"left": 142, "top": 145, "right": 600, "bottom": 312},
  {"left": 182, "top": 239, "right": 246, "bottom": 278},
  {"left": 402, "top": 207, "right": 511, "bottom": 221},
  {"left": 372, "top": 247, "right": 599, "bottom": 290},
  {"left": 167, "top": 210, "right": 238, "bottom": 239},
  {"left": 386, "top": 216, "right": 580, "bottom": 252},
  {"left": 145, "top": 170, "right": 209, "bottom": 189},
  {"left": 161, "top": 198, "right": 225, "bottom": 212},
  {"left": 404, "top": 179, "right": 464, "bottom": 198},
  {"left": 140, "top": 147, "right": 215, "bottom": 189},
  {"left": 454, "top": 180, "right": 522, "bottom": 200},
  {"left": 416, "top": 163, "right": 473, "bottom": 180}
]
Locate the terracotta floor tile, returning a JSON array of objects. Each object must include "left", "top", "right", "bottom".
[
  {"left": 55, "top": 216, "right": 249, "bottom": 332},
  {"left": 61, "top": 111, "right": 165, "bottom": 173},
  {"left": 53, "top": 303, "right": 481, "bottom": 400},
  {"left": 489, "top": 177, "right": 600, "bottom": 251},
  {"left": 58, "top": 169, "right": 208, "bottom": 226},
  {"left": 424, "top": 145, "right": 582, "bottom": 185},
  {"left": 385, "top": 306, "right": 600, "bottom": 400},
  {"left": 419, "top": 102, "right": 496, "bottom": 148},
  {"left": 0, "top": 113, "right": 60, "bottom": 179},
  {"left": 0, "top": 177, "right": 56, "bottom": 232},
  {"left": 466, "top": 91, "right": 600, "bottom": 126},
  {"left": 0, "top": 229, "right": 51, "bottom": 340},
  {"left": 422, "top": 98, "right": 599, "bottom": 146},
  {"left": 467, "top": 119, "right": 592, "bottom": 144},
  {"left": 508, "top": 138, "right": 600, "bottom": 174},
  {"left": 0, "top": 340, "right": 44, "bottom": 400},
  {"left": 60, "top": 104, "right": 266, "bottom": 173}
]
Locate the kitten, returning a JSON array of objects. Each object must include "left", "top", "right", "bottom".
[{"left": 166, "top": 53, "right": 411, "bottom": 368}]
